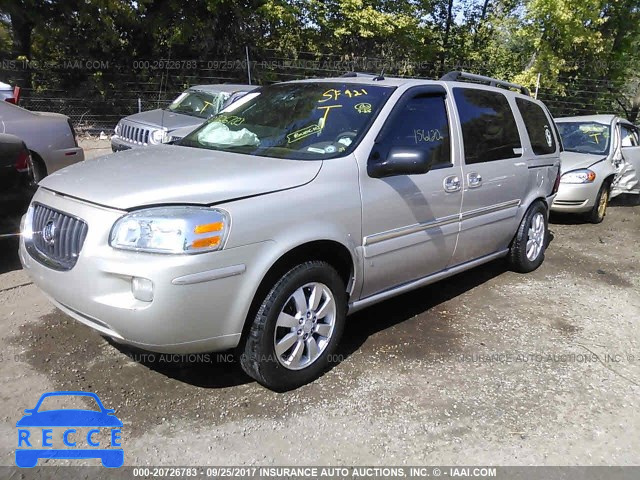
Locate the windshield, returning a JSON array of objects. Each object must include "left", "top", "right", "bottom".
[
  {"left": 179, "top": 82, "right": 395, "bottom": 160},
  {"left": 167, "top": 90, "right": 231, "bottom": 119},
  {"left": 556, "top": 121, "right": 611, "bottom": 155}
]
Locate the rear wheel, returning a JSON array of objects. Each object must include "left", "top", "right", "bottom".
[
  {"left": 240, "top": 261, "right": 347, "bottom": 391},
  {"left": 586, "top": 181, "right": 610, "bottom": 224},
  {"left": 508, "top": 201, "right": 548, "bottom": 273}
]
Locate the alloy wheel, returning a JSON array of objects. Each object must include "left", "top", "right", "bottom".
[
  {"left": 526, "top": 212, "right": 545, "bottom": 261},
  {"left": 273, "top": 282, "right": 336, "bottom": 370}
]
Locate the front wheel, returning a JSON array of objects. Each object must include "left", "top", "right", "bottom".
[
  {"left": 240, "top": 261, "right": 347, "bottom": 391},
  {"left": 586, "top": 181, "right": 610, "bottom": 224},
  {"left": 508, "top": 201, "right": 548, "bottom": 273}
]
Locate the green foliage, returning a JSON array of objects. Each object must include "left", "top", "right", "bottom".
[{"left": 0, "top": 0, "right": 639, "bottom": 118}]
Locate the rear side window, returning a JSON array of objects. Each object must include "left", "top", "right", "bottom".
[
  {"left": 375, "top": 93, "right": 451, "bottom": 168},
  {"left": 516, "top": 98, "right": 556, "bottom": 155},
  {"left": 453, "top": 88, "right": 522, "bottom": 164}
]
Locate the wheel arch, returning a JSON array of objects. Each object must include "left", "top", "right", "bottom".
[
  {"left": 28, "top": 149, "right": 48, "bottom": 177},
  {"left": 239, "top": 239, "right": 356, "bottom": 345},
  {"left": 602, "top": 173, "right": 616, "bottom": 189}
]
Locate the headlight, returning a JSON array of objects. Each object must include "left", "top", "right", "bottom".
[
  {"left": 109, "top": 207, "right": 230, "bottom": 254},
  {"left": 150, "top": 128, "right": 170, "bottom": 144},
  {"left": 560, "top": 169, "right": 596, "bottom": 184},
  {"left": 21, "top": 204, "right": 34, "bottom": 241},
  {"left": 114, "top": 123, "right": 121, "bottom": 136}
]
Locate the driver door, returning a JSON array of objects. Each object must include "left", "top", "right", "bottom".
[
  {"left": 358, "top": 87, "right": 463, "bottom": 298},
  {"left": 613, "top": 122, "right": 640, "bottom": 195}
]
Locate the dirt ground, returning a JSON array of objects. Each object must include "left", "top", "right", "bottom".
[{"left": 0, "top": 139, "right": 639, "bottom": 467}]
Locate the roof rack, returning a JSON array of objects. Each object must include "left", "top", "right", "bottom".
[
  {"left": 440, "top": 71, "right": 530, "bottom": 96},
  {"left": 340, "top": 72, "right": 385, "bottom": 81},
  {"left": 341, "top": 72, "right": 374, "bottom": 78}
]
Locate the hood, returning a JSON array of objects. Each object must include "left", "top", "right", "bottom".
[
  {"left": 40, "top": 145, "right": 322, "bottom": 210},
  {"left": 559, "top": 151, "right": 607, "bottom": 174},
  {"left": 121, "top": 109, "right": 205, "bottom": 132}
]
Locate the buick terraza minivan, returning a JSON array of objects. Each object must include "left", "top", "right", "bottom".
[{"left": 20, "top": 72, "right": 561, "bottom": 390}]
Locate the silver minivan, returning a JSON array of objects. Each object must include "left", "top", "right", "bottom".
[{"left": 20, "top": 72, "right": 561, "bottom": 390}]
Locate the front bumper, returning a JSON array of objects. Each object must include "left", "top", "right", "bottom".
[
  {"left": 110, "top": 136, "right": 135, "bottom": 152},
  {"left": 550, "top": 181, "right": 601, "bottom": 213},
  {"left": 20, "top": 188, "right": 271, "bottom": 353}
]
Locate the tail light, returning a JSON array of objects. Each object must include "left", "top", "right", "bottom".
[
  {"left": 15, "top": 148, "right": 31, "bottom": 172},
  {"left": 551, "top": 167, "right": 562, "bottom": 195},
  {"left": 5, "top": 86, "right": 20, "bottom": 104},
  {"left": 67, "top": 119, "right": 78, "bottom": 147}
]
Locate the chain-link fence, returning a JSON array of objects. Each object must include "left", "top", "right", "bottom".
[
  {"left": 2, "top": 53, "right": 636, "bottom": 135},
  {"left": 18, "top": 96, "right": 178, "bottom": 134}
]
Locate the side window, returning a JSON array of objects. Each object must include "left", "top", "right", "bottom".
[
  {"left": 620, "top": 125, "right": 639, "bottom": 148},
  {"left": 375, "top": 93, "right": 451, "bottom": 168},
  {"left": 453, "top": 88, "right": 522, "bottom": 164},
  {"left": 515, "top": 98, "right": 556, "bottom": 155}
]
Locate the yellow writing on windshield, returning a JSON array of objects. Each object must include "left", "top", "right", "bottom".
[
  {"left": 216, "top": 116, "right": 245, "bottom": 126},
  {"left": 319, "top": 88, "right": 368, "bottom": 103},
  {"left": 287, "top": 124, "right": 323, "bottom": 144},
  {"left": 317, "top": 105, "right": 343, "bottom": 129},
  {"left": 200, "top": 101, "right": 214, "bottom": 114},
  {"left": 355, "top": 103, "right": 372, "bottom": 114}
]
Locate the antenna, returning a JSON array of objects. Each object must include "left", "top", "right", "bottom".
[
  {"left": 159, "top": 49, "right": 172, "bottom": 137},
  {"left": 245, "top": 46, "right": 252, "bottom": 85}
]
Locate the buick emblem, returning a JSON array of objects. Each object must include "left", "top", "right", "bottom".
[{"left": 42, "top": 220, "right": 57, "bottom": 246}]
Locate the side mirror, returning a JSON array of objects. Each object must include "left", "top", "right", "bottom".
[{"left": 368, "top": 147, "right": 433, "bottom": 178}]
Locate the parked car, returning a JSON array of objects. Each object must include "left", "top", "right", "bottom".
[
  {"left": 20, "top": 72, "right": 560, "bottom": 390},
  {"left": 111, "top": 84, "right": 257, "bottom": 151},
  {"left": 0, "top": 81, "right": 19, "bottom": 104},
  {"left": 552, "top": 115, "right": 640, "bottom": 222},
  {"left": 0, "top": 133, "right": 33, "bottom": 213},
  {"left": 0, "top": 101, "right": 84, "bottom": 183}
]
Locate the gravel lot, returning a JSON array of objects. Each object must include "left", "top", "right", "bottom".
[{"left": 1, "top": 140, "right": 639, "bottom": 467}]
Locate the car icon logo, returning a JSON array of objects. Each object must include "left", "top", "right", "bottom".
[
  {"left": 15, "top": 391, "right": 123, "bottom": 468},
  {"left": 42, "top": 220, "right": 57, "bottom": 246}
]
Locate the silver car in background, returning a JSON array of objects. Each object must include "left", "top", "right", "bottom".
[
  {"left": 20, "top": 73, "right": 560, "bottom": 391},
  {"left": 552, "top": 115, "right": 640, "bottom": 223},
  {"left": 111, "top": 84, "right": 256, "bottom": 151},
  {"left": 0, "top": 101, "right": 84, "bottom": 183}
]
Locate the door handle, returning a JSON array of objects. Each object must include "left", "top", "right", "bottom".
[
  {"left": 443, "top": 175, "right": 461, "bottom": 193},
  {"left": 468, "top": 172, "right": 483, "bottom": 188}
]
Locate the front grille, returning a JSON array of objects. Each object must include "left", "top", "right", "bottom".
[
  {"left": 118, "top": 121, "right": 150, "bottom": 145},
  {"left": 26, "top": 203, "right": 88, "bottom": 271}
]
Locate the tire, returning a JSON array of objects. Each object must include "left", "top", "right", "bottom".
[
  {"left": 508, "top": 201, "right": 548, "bottom": 273},
  {"left": 586, "top": 181, "right": 610, "bottom": 224},
  {"left": 240, "top": 261, "right": 347, "bottom": 391}
]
